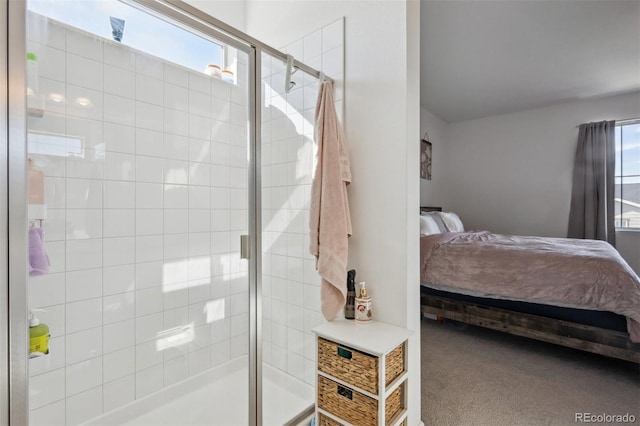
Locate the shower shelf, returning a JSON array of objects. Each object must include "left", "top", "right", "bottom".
[{"left": 28, "top": 351, "right": 52, "bottom": 376}]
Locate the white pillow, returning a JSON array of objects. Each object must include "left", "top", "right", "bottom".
[
  {"left": 420, "top": 215, "right": 442, "bottom": 235},
  {"left": 441, "top": 212, "right": 464, "bottom": 232}
]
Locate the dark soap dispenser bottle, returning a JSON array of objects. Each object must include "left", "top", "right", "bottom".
[{"left": 345, "top": 269, "right": 356, "bottom": 319}]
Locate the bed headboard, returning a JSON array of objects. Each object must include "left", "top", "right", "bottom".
[{"left": 420, "top": 206, "right": 442, "bottom": 213}]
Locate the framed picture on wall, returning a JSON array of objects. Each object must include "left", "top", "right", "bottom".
[{"left": 421, "top": 138, "right": 432, "bottom": 180}]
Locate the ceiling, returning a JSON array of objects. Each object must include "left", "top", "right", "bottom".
[{"left": 420, "top": 0, "right": 640, "bottom": 123}]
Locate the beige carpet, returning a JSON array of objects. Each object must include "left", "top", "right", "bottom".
[{"left": 421, "top": 319, "right": 640, "bottom": 426}]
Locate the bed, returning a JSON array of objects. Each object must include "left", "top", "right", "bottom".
[{"left": 419, "top": 206, "right": 640, "bottom": 363}]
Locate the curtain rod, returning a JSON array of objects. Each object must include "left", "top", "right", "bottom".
[
  {"left": 156, "top": 0, "right": 333, "bottom": 84},
  {"left": 576, "top": 117, "right": 640, "bottom": 128},
  {"left": 615, "top": 117, "right": 640, "bottom": 125}
]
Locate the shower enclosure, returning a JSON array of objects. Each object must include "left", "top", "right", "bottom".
[{"left": 1, "top": 0, "right": 338, "bottom": 424}]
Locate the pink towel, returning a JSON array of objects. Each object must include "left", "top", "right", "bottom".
[
  {"left": 29, "top": 227, "right": 50, "bottom": 276},
  {"left": 309, "top": 81, "right": 352, "bottom": 321}
]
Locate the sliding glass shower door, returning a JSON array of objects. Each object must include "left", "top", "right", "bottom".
[{"left": 22, "top": 1, "right": 254, "bottom": 424}]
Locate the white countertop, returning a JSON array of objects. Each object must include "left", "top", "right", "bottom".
[{"left": 312, "top": 319, "right": 412, "bottom": 356}]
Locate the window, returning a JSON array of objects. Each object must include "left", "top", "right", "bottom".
[
  {"left": 614, "top": 121, "right": 640, "bottom": 229},
  {"left": 28, "top": 0, "right": 224, "bottom": 74}
]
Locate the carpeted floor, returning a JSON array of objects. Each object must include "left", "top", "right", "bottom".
[{"left": 421, "top": 319, "right": 640, "bottom": 426}]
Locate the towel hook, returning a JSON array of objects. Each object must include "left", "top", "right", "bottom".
[{"left": 284, "top": 54, "right": 296, "bottom": 93}]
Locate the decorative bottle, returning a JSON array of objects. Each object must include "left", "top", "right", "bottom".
[
  {"left": 221, "top": 69, "right": 234, "bottom": 83},
  {"left": 205, "top": 64, "right": 222, "bottom": 78},
  {"left": 355, "top": 281, "right": 372, "bottom": 323},
  {"left": 345, "top": 269, "right": 356, "bottom": 319}
]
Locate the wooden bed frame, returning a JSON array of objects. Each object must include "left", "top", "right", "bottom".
[{"left": 420, "top": 206, "right": 640, "bottom": 363}]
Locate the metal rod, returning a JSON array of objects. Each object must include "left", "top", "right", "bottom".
[
  {"left": 283, "top": 404, "right": 315, "bottom": 426},
  {"left": 160, "top": 0, "right": 333, "bottom": 84},
  {"left": 615, "top": 117, "right": 640, "bottom": 125},
  {"left": 249, "top": 48, "right": 264, "bottom": 425},
  {"left": 252, "top": 47, "right": 264, "bottom": 426},
  {"left": 8, "top": 0, "right": 29, "bottom": 423},
  {"left": 576, "top": 117, "right": 640, "bottom": 128},
  {"left": 0, "top": 0, "right": 9, "bottom": 423},
  {"left": 125, "top": 0, "right": 253, "bottom": 54},
  {"left": 248, "top": 45, "right": 259, "bottom": 426}
]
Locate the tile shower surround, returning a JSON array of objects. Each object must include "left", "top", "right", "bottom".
[
  {"left": 25, "top": 11, "right": 343, "bottom": 425},
  {"left": 27, "top": 12, "right": 249, "bottom": 425}
]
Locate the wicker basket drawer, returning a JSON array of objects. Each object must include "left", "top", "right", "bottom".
[
  {"left": 384, "top": 381, "right": 405, "bottom": 425},
  {"left": 384, "top": 343, "right": 405, "bottom": 387},
  {"left": 318, "top": 338, "right": 379, "bottom": 394},
  {"left": 318, "top": 375, "right": 378, "bottom": 426},
  {"left": 318, "top": 413, "right": 343, "bottom": 426}
]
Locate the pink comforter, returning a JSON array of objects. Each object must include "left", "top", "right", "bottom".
[{"left": 420, "top": 231, "right": 640, "bottom": 342}]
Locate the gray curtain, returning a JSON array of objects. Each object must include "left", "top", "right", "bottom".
[{"left": 568, "top": 120, "right": 616, "bottom": 246}]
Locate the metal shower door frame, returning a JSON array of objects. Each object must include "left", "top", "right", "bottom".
[
  {"left": 5, "top": 0, "right": 30, "bottom": 424},
  {"left": 1, "top": 0, "right": 11, "bottom": 424}
]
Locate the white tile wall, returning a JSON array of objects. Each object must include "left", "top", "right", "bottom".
[
  {"left": 103, "top": 375, "right": 135, "bottom": 412},
  {"left": 65, "top": 386, "right": 102, "bottom": 425},
  {"left": 30, "top": 399, "right": 66, "bottom": 426},
  {"left": 261, "top": 18, "right": 344, "bottom": 387},
  {"left": 27, "top": 12, "right": 249, "bottom": 425}
]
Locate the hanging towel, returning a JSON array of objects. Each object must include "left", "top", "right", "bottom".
[
  {"left": 309, "top": 81, "right": 352, "bottom": 321},
  {"left": 29, "top": 227, "right": 50, "bottom": 276}
]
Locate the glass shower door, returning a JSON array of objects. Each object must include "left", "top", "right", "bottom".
[
  {"left": 259, "top": 50, "right": 320, "bottom": 425},
  {"left": 24, "top": 1, "right": 253, "bottom": 424}
]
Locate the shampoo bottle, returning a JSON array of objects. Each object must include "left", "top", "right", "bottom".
[
  {"left": 355, "top": 281, "right": 372, "bottom": 323},
  {"left": 29, "top": 310, "right": 49, "bottom": 358},
  {"left": 26, "top": 52, "right": 38, "bottom": 97},
  {"left": 345, "top": 269, "right": 356, "bottom": 319}
]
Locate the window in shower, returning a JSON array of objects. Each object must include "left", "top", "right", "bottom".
[{"left": 27, "top": 0, "right": 224, "bottom": 74}]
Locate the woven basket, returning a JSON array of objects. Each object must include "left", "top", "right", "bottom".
[
  {"left": 318, "top": 338, "right": 379, "bottom": 394},
  {"left": 318, "top": 375, "right": 378, "bottom": 426},
  {"left": 384, "top": 382, "right": 405, "bottom": 425},
  {"left": 318, "top": 413, "right": 343, "bottom": 426},
  {"left": 384, "top": 343, "right": 405, "bottom": 387},
  {"left": 319, "top": 414, "right": 406, "bottom": 426}
]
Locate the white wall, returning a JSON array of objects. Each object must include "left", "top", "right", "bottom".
[
  {"left": 247, "top": 1, "right": 422, "bottom": 424},
  {"left": 183, "top": 0, "right": 247, "bottom": 31},
  {"left": 420, "top": 107, "right": 448, "bottom": 208},
  {"left": 442, "top": 91, "right": 640, "bottom": 272}
]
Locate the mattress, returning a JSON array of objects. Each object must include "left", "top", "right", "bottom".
[{"left": 420, "top": 284, "right": 628, "bottom": 333}]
